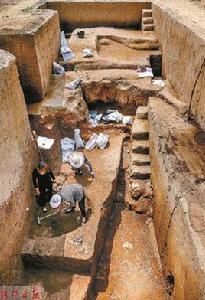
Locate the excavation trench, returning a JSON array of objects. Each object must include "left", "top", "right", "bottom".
[
  {"left": 2, "top": 18, "right": 171, "bottom": 298},
  {"left": 0, "top": 0, "right": 204, "bottom": 297},
  {"left": 17, "top": 32, "right": 168, "bottom": 296},
  {"left": 19, "top": 79, "right": 168, "bottom": 299},
  {"left": 1, "top": 2, "right": 205, "bottom": 299}
]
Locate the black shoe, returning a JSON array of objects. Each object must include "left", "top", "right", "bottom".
[{"left": 64, "top": 208, "right": 75, "bottom": 214}]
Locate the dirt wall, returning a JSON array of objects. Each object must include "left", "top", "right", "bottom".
[
  {"left": 0, "top": 50, "right": 36, "bottom": 283},
  {"left": 0, "top": 10, "right": 60, "bottom": 102},
  {"left": 47, "top": 1, "right": 151, "bottom": 30},
  {"left": 149, "top": 97, "right": 205, "bottom": 300},
  {"left": 152, "top": 1, "right": 205, "bottom": 130},
  {"left": 34, "top": 10, "right": 61, "bottom": 100}
]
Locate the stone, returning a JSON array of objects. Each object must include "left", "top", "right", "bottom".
[{"left": 122, "top": 241, "right": 133, "bottom": 250}]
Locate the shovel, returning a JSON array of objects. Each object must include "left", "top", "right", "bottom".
[{"left": 37, "top": 207, "right": 68, "bottom": 225}]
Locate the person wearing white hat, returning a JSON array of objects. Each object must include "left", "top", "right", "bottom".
[
  {"left": 50, "top": 194, "right": 62, "bottom": 209},
  {"left": 50, "top": 183, "right": 87, "bottom": 224},
  {"left": 69, "top": 152, "right": 94, "bottom": 177}
]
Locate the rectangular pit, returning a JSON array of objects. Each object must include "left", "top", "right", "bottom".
[{"left": 22, "top": 134, "right": 124, "bottom": 278}]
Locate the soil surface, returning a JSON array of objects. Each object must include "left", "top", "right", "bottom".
[{"left": 93, "top": 140, "right": 166, "bottom": 300}]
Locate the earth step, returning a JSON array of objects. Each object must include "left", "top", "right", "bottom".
[
  {"left": 142, "top": 9, "right": 152, "bottom": 18},
  {"left": 132, "top": 140, "right": 149, "bottom": 154},
  {"left": 143, "top": 24, "right": 155, "bottom": 31},
  {"left": 131, "top": 165, "right": 151, "bottom": 180},
  {"left": 130, "top": 180, "right": 152, "bottom": 200},
  {"left": 132, "top": 118, "right": 149, "bottom": 140},
  {"left": 131, "top": 153, "right": 150, "bottom": 166},
  {"left": 136, "top": 106, "right": 148, "bottom": 119},
  {"left": 142, "top": 17, "right": 154, "bottom": 25}
]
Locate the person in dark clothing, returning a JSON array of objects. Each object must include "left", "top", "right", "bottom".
[{"left": 32, "top": 161, "right": 55, "bottom": 212}]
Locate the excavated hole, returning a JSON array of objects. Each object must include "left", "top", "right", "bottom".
[
  {"left": 28, "top": 99, "right": 134, "bottom": 240},
  {"left": 87, "top": 100, "right": 137, "bottom": 116}
]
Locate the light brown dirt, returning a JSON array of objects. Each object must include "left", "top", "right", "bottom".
[
  {"left": 0, "top": 49, "right": 36, "bottom": 283},
  {"left": 149, "top": 96, "right": 205, "bottom": 299},
  {"left": 67, "top": 27, "right": 159, "bottom": 70},
  {"left": 22, "top": 134, "right": 124, "bottom": 275},
  {"left": 47, "top": 1, "right": 151, "bottom": 30},
  {"left": 0, "top": 9, "right": 60, "bottom": 101},
  {"left": 95, "top": 210, "right": 165, "bottom": 300},
  {"left": 153, "top": 0, "right": 205, "bottom": 130}
]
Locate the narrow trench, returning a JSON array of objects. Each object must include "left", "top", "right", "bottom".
[{"left": 92, "top": 138, "right": 129, "bottom": 297}]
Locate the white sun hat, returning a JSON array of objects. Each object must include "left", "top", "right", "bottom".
[
  {"left": 50, "top": 194, "right": 62, "bottom": 209},
  {"left": 69, "top": 152, "right": 84, "bottom": 169}
]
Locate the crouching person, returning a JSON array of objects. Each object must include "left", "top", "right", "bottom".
[
  {"left": 69, "top": 152, "right": 95, "bottom": 177},
  {"left": 51, "top": 183, "right": 87, "bottom": 224}
]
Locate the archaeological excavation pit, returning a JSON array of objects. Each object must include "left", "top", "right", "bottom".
[{"left": 2, "top": 1, "right": 205, "bottom": 299}]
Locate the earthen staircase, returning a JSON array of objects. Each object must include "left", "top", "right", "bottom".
[
  {"left": 128, "top": 105, "right": 153, "bottom": 215},
  {"left": 142, "top": 9, "right": 154, "bottom": 32},
  {"left": 131, "top": 106, "right": 150, "bottom": 180}
]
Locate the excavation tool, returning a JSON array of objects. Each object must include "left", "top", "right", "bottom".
[
  {"left": 37, "top": 207, "right": 68, "bottom": 225},
  {"left": 31, "top": 130, "right": 43, "bottom": 161}
]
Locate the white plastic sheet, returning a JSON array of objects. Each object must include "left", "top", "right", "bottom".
[
  {"left": 96, "top": 133, "right": 109, "bottom": 149},
  {"left": 61, "top": 137, "right": 75, "bottom": 162},
  {"left": 61, "top": 31, "right": 75, "bottom": 62},
  {"left": 152, "top": 78, "right": 165, "bottom": 88},
  {"left": 53, "top": 62, "right": 65, "bottom": 75},
  {"left": 65, "top": 78, "right": 81, "bottom": 90},
  {"left": 102, "top": 111, "right": 123, "bottom": 123},
  {"left": 137, "top": 67, "right": 153, "bottom": 78},
  {"left": 88, "top": 112, "right": 102, "bottom": 127},
  {"left": 85, "top": 133, "right": 109, "bottom": 150},
  {"left": 37, "top": 136, "right": 54, "bottom": 150},
  {"left": 83, "top": 48, "right": 94, "bottom": 58},
  {"left": 74, "top": 128, "right": 85, "bottom": 149},
  {"left": 85, "top": 133, "right": 98, "bottom": 150},
  {"left": 122, "top": 116, "right": 132, "bottom": 125}
]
